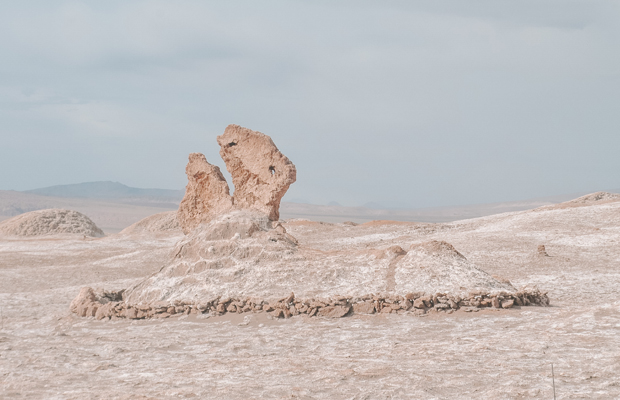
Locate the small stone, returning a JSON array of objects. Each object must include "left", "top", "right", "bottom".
[
  {"left": 491, "top": 297, "right": 500, "bottom": 308},
  {"left": 501, "top": 299, "right": 515, "bottom": 309},
  {"left": 317, "top": 305, "right": 351, "bottom": 318},
  {"left": 413, "top": 298, "right": 426, "bottom": 309},
  {"left": 125, "top": 308, "right": 138, "bottom": 319},
  {"left": 352, "top": 301, "right": 375, "bottom": 314},
  {"left": 538, "top": 245, "right": 549, "bottom": 257}
]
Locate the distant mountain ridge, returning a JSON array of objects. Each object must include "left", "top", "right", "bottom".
[{"left": 25, "top": 181, "right": 185, "bottom": 202}]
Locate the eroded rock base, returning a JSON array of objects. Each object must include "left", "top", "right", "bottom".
[{"left": 71, "top": 288, "right": 550, "bottom": 320}]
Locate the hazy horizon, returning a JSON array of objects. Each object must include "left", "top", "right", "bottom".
[{"left": 1, "top": 1, "right": 619, "bottom": 208}]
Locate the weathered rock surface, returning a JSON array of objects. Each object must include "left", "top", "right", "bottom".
[
  {"left": 0, "top": 208, "right": 104, "bottom": 237},
  {"left": 217, "top": 124, "right": 296, "bottom": 221},
  {"left": 178, "top": 153, "right": 234, "bottom": 234},
  {"left": 119, "top": 211, "right": 181, "bottom": 235}
]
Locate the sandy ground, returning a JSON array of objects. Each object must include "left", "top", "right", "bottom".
[{"left": 1, "top": 203, "right": 620, "bottom": 399}]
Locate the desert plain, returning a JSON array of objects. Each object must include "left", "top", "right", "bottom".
[{"left": 0, "top": 192, "right": 619, "bottom": 399}]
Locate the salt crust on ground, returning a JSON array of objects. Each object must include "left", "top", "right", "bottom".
[
  {"left": 536, "top": 191, "right": 620, "bottom": 211},
  {"left": 0, "top": 208, "right": 104, "bottom": 237},
  {"left": 119, "top": 210, "right": 514, "bottom": 307},
  {"left": 1, "top": 200, "right": 620, "bottom": 397}
]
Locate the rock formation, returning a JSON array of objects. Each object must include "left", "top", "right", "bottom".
[
  {"left": 69, "top": 124, "right": 550, "bottom": 321},
  {"left": 177, "top": 153, "right": 234, "bottom": 234},
  {"left": 0, "top": 209, "right": 104, "bottom": 237},
  {"left": 177, "top": 125, "right": 296, "bottom": 233},
  {"left": 217, "top": 124, "right": 296, "bottom": 222}
]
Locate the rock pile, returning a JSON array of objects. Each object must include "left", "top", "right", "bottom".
[
  {"left": 0, "top": 208, "right": 104, "bottom": 237},
  {"left": 71, "top": 287, "right": 550, "bottom": 320}
]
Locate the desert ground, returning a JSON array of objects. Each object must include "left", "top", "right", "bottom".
[{"left": 1, "top": 195, "right": 619, "bottom": 399}]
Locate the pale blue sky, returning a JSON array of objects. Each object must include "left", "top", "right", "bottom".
[{"left": 1, "top": 1, "right": 619, "bottom": 208}]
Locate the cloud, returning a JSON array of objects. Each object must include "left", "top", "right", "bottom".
[{"left": 0, "top": 1, "right": 619, "bottom": 207}]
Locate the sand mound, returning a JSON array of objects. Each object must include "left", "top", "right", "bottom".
[
  {"left": 0, "top": 209, "right": 104, "bottom": 237},
  {"left": 395, "top": 240, "right": 514, "bottom": 294},
  {"left": 119, "top": 211, "right": 181, "bottom": 235},
  {"left": 537, "top": 191, "right": 620, "bottom": 211}
]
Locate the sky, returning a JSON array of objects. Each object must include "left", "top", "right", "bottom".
[{"left": 1, "top": 1, "right": 619, "bottom": 208}]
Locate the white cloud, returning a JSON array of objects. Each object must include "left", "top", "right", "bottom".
[{"left": 0, "top": 1, "right": 619, "bottom": 205}]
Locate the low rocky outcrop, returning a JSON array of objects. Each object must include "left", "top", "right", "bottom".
[
  {"left": 0, "top": 209, "right": 104, "bottom": 237},
  {"left": 71, "top": 288, "right": 549, "bottom": 321},
  {"left": 536, "top": 191, "right": 620, "bottom": 211}
]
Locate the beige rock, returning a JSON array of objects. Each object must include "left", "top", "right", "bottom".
[
  {"left": 538, "top": 245, "right": 549, "bottom": 257},
  {"left": 352, "top": 301, "right": 375, "bottom": 314},
  {"left": 501, "top": 299, "right": 515, "bottom": 309},
  {"left": 70, "top": 287, "right": 96, "bottom": 315},
  {"left": 178, "top": 153, "right": 234, "bottom": 234},
  {"left": 413, "top": 298, "right": 426, "bottom": 309},
  {"left": 318, "top": 305, "right": 351, "bottom": 318},
  {"left": 217, "top": 124, "right": 296, "bottom": 221},
  {"left": 125, "top": 308, "right": 138, "bottom": 319},
  {"left": 95, "top": 304, "right": 112, "bottom": 320}
]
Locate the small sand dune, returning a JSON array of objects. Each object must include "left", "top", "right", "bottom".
[
  {"left": 118, "top": 210, "right": 181, "bottom": 235},
  {"left": 0, "top": 208, "right": 104, "bottom": 237}
]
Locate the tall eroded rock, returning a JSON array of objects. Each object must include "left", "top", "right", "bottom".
[
  {"left": 177, "top": 153, "right": 233, "bottom": 234},
  {"left": 217, "top": 124, "right": 297, "bottom": 221}
]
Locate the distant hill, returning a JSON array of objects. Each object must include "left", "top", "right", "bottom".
[
  {"left": 25, "top": 181, "right": 184, "bottom": 201},
  {"left": 1, "top": 181, "right": 616, "bottom": 232}
]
